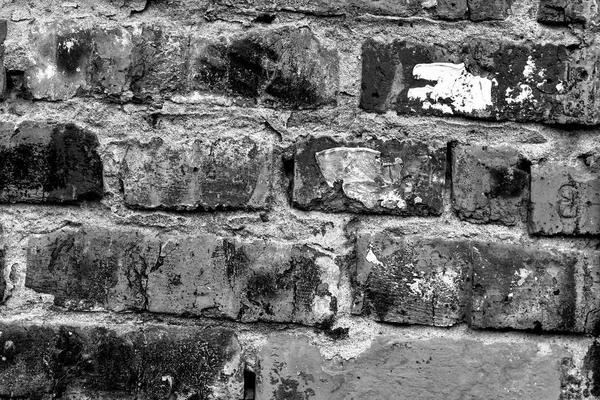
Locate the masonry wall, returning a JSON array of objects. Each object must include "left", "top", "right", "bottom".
[{"left": 0, "top": 0, "right": 599, "bottom": 399}]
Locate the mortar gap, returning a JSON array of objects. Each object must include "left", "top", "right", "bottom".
[{"left": 243, "top": 367, "right": 256, "bottom": 400}]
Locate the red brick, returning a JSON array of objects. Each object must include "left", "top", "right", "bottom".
[
  {"left": 451, "top": 145, "right": 529, "bottom": 226},
  {"left": 0, "top": 121, "right": 103, "bottom": 203},
  {"left": 529, "top": 164, "right": 600, "bottom": 235},
  {"left": 26, "top": 227, "right": 339, "bottom": 327},
  {"left": 436, "top": 0, "right": 468, "bottom": 19},
  {"left": 257, "top": 333, "right": 576, "bottom": 399},
  {"left": 0, "top": 321, "right": 242, "bottom": 399},
  {"left": 353, "top": 233, "right": 472, "bottom": 326},
  {"left": 468, "top": 0, "right": 512, "bottom": 20},
  {"left": 293, "top": 137, "right": 446, "bottom": 216},
  {"left": 537, "top": 0, "right": 594, "bottom": 24},
  {"left": 120, "top": 135, "right": 272, "bottom": 211}
]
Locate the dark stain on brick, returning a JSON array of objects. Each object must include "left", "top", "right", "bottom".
[
  {"left": 228, "top": 36, "right": 276, "bottom": 99},
  {"left": 291, "top": 245, "right": 325, "bottom": 313},
  {"left": 56, "top": 30, "right": 93, "bottom": 76},
  {"left": 489, "top": 166, "right": 529, "bottom": 197},
  {"left": 223, "top": 239, "right": 250, "bottom": 287},
  {"left": 584, "top": 341, "right": 600, "bottom": 397}
]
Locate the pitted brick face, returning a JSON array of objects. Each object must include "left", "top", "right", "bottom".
[
  {"left": 537, "top": 0, "right": 595, "bottom": 24},
  {"left": 361, "top": 38, "right": 600, "bottom": 125},
  {"left": 353, "top": 232, "right": 472, "bottom": 326},
  {"left": 120, "top": 135, "right": 272, "bottom": 211},
  {"left": 0, "top": 121, "right": 103, "bottom": 203},
  {"left": 26, "top": 227, "right": 339, "bottom": 327},
  {"left": 0, "top": 322, "right": 242, "bottom": 399},
  {"left": 452, "top": 145, "right": 529, "bottom": 226},
  {"left": 529, "top": 165, "right": 600, "bottom": 235},
  {"left": 293, "top": 137, "right": 446, "bottom": 216}
]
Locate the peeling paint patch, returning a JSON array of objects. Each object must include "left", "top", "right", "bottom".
[
  {"left": 505, "top": 84, "right": 536, "bottom": 104},
  {"left": 407, "top": 63, "right": 495, "bottom": 114}
]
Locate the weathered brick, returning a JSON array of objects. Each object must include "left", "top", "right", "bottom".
[
  {"left": 257, "top": 333, "right": 576, "bottom": 399},
  {"left": 190, "top": 27, "right": 338, "bottom": 108},
  {"left": 452, "top": 145, "right": 529, "bottom": 226},
  {"left": 468, "top": 0, "right": 512, "bottom": 20},
  {"left": 353, "top": 233, "right": 472, "bottom": 326},
  {"left": 0, "top": 121, "right": 103, "bottom": 203},
  {"left": 0, "top": 20, "right": 6, "bottom": 100},
  {"left": 361, "top": 38, "right": 600, "bottom": 125},
  {"left": 529, "top": 165, "right": 600, "bottom": 235},
  {"left": 537, "top": 0, "right": 594, "bottom": 24},
  {"left": 0, "top": 322, "right": 242, "bottom": 399},
  {"left": 0, "top": 226, "right": 5, "bottom": 303},
  {"left": 293, "top": 137, "right": 446, "bottom": 216},
  {"left": 26, "top": 22, "right": 338, "bottom": 108},
  {"left": 436, "top": 0, "right": 468, "bottom": 19},
  {"left": 26, "top": 227, "right": 339, "bottom": 327},
  {"left": 120, "top": 135, "right": 272, "bottom": 211},
  {"left": 470, "top": 242, "right": 600, "bottom": 333},
  {"left": 211, "top": 0, "right": 423, "bottom": 17}
]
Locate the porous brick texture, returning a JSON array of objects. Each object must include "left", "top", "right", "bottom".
[{"left": 0, "top": 0, "right": 599, "bottom": 399}]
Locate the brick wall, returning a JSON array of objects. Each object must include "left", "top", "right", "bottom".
[{"left": 0, "top": 0, "right": 599, "bottom": 399}]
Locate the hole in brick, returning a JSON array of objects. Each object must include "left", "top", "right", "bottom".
[
  {"left": 243, "top": 367, "right": 256, "bottom": 400},
  {"left": 254, "top": 13, "right": 276, "bottom": 23},
  {"left": 6, "top": 70, "right": 31, "bottom": 99}
]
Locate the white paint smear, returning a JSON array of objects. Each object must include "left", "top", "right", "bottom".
[{"left": 407, "top": 62, "right": 494, "bottom": 114}]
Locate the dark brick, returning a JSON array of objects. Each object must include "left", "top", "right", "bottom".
[
  {"left": 452, "top": 145, "right": 529, "bottom": 226},
  {"left": 529, "top": 165, "right": 600, "bottom": 235},
  {"left": 257, "top": 333, "right": 574, "bottom": 399},
  {"left": 436, "top": 0, "right": 468, "bottom": 19},
  {"left": 204, "top": 27, "right": 338, "bottom": 108},
  {"left": 537, "top": 0, "right": 593, "bottom": 24},
  {"left": 27, "top": 22, "right": 338, "bottom": 108},
  {"left": 0, "top": 20, "right": 5, "bottom": 100},
  {"left": 0, "top": 226, "right": 5, "bottom": 303},
  {"left": 468, "top": 0, "right": 512, "bottom": 20},
  {"left": 470, "top": 242, "right": 600, "bottom": 333},
  {"left": 0, "top": 121, "right": 103, "bottom": 203},
  {"left": 293, "top": 137, "right": 446, "bottom": 216},
  {"left": 120, "top": 135, "right": 272, "bottom": 211},
  {"left": 353, "top": 233, "right": 472, "bottom": 326},
  {"left": 26, "top": 227, "right": 339, "bottom": 327},
  {"left": 0, "top": 322, "right": 242, "bottom": 399},
  {"left": 360, "top": 38, "right": 600, "bottom": 125}
]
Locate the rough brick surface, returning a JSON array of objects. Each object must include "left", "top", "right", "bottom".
[
  {"left": 468, "top": 0, "right": 512, "bottom": 20},
  {"left": 529, "top": 165, "right": 600, "bottom": 235},
  {"left": 26, "top": 22, "right": 338, "bottom": 108},
  {"left": 257, "top": 334, "right": 575, "bottom": 399},
  {"left": 361, "top": 38, "right": 600, "bottom": 125},
  {"left": 26, "top": 227, "right": 339, "bottom": 327},
  {"left": 293, "top": 137, "right": 446, "bottom": 216},
  {"left": 0, "top": 20, "right": 6, "bottom": 100},
  {"left": 0, "top": 121, "right": 103, "bottom": 203},
  {"left": 353, "top": 233, "right": 472, "bottom": 326},
  {"left": 120, "top": 136, "right": 272, "bottom": 211},
  {"left": 436, "top": 0, "right": 469, "bottom": 19},
  {"left": 452, "top": 145, "right": 529, "bottom": 226},
  {"left": 0, "top": 322, "right": 242, "bottom": 399},
  {"left": 469, "top": 242, "right": 598, "bottom": 332},
  {"left": 537, "top": 0, "right": 594, "bottom": 24}
]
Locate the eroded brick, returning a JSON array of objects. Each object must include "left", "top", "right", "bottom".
[
  {"left": 26, "top": 22, "right": 338, "bottom": 108},
  {"left": 0, "top": 20, "right": 6, "bottom": 100},
  {"left": 468, "top": 0, "right": 512, "bottom": 20},
  {"left": 470, "top": 243, "right": 600, "bottom": 333},
  {"left": 0, "top": 121, "right": 103, "bottom": 203},
  {"left": 452, "top": 145, "right": 529, "bottom": 226},
  {"left": 293, "top": 137, "right": 446, "bottom": 216},
  {"left": 529, "top": 165, "right": 600, "bottom": 235},
  {"left": 257, "top": 333, "right": 575, "bottom": 399},
  {"left": 436, "top": 0, "right": 468, "bottom": 19},
  {"left": 26, "top": 227, "right": 339, "bottom": 327},
  {"left": 0, "top": 322, "right": 242, "bottom": 399},
  {"left": 353, "top": 233, "right": 472, "bottom": 326},
  {"left": 361, "top": 38, "right": 600, "bottom": 125},
  {"left": 537, "top": 0, "right": 594, "bottom": 24},
  {"left": 120, "top": 135, "right": 272, "bottom": 211}
]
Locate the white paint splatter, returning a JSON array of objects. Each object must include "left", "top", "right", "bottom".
[
  {"left": 523, "top": 56, "right": 535, "bottom": 78},
  {"left": 515, "top": 268, "right": 532, "bottom": 286},
  {"left": 407, "top": 63, "right": 494, "bottom": 114},
  {"left": 505, "top": 84, "right": 536, "bottom": 104},
  {"left": 366, "top": 249, "right": 385, "bottom": 267}
]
